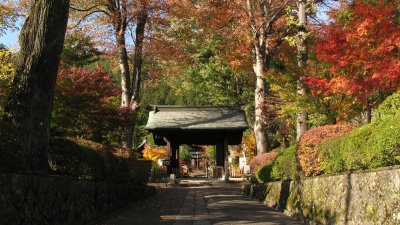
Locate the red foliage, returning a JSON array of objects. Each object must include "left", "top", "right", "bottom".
[
  {"left": 249, "top": 152, "right": 278, "bottom": 174},
  {"left": 309, "top": 0, "right": 400, "bottom": 109},
  {"left": 54, "top": 66, "right": 132, "bottom": 140},
  {"left": 297, "top": 125, "right": 354, "bottom": 176}
]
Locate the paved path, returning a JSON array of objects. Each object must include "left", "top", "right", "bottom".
[{"left": 95, "top": 183, "right": 303, "bottom": 225}]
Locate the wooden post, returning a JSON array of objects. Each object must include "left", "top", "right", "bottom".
[
  {"left": 216, "top": 142, "right": 224, "bottom": 167},
  {"left": 171, "top": 142, "right": 178, "bottom": 169},
  {"left": 224, "top": 138, "right": 229, "bottom": 182},
  {"left": 167, "top": 140, "right": 173, "bottom": 174}
]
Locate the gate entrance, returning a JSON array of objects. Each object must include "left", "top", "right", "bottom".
[{"left": 145, "top": 106, "right": 249, "bottom": 181}]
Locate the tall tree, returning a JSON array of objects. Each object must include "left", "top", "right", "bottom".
[
  {"left": 245, "top": 0, "right": 293, "bottom": 154},
  {"left": 295, "top": 0, "right": 309, "bottom": 141},
  {"left": 69, "top": 0, "right": 150, "bottom": 148},
  {"left": 3, "top": 0, "right": 70, "bottom": 173}
]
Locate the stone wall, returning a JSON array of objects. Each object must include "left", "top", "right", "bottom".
[
  {"left": 0, "top": 173, "right": 156, "bottom": 225},
  {"left": 243, "top": 166, "right": 400, "bottom": 225}
]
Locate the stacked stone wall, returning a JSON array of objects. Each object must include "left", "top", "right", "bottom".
[
  {"left": 0, "top": 173, "right": 156, "bottom": 225},
  {"left": 243, "top": 166, "right": 400, "bottom": 225}
]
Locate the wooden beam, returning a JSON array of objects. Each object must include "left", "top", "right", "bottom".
[{"left": 224, "top": 137, "right": 229, "bottom": 182}]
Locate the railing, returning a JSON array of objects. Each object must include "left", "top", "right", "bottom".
[
  {"left": 229, "top": 167, "right": 244, "bottom": 178},
  {"left": 149, "top": 167, "right": 188, "bottom": 183},
  {"left": 209, "top": 166, "right": 224, "bottom": 178},
  {"left": 149, "top": 167, "right": 168, "bottom": 183}
]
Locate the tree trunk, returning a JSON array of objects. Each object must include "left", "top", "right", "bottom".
[
  {"left": 117, "top": 32, "right": 131, "bottom": 108},
  {"left": 116, "top": 30, "right": 133, "bottom": 148},
  {"left": 3, "top": 0, "right": 70, "bottom": 173},
  {"left": 253, "top": 47, "right": 269, "bottom": 155},
  {"left": 296, "top": 0, "right": 309, "bottom": 142},
  {"left": 130, "top": 8, "right": 148, "bottom": 111},
  {"left": 363, "top": 107, "right": 372, "bottom": 124}
]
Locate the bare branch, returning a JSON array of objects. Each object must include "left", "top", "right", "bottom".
[
  {"left": 70, "top": 10, "right": 105, "bottom": 29},
  {"left": 69, "top": 4, "right": 99, "bottom": 12}
]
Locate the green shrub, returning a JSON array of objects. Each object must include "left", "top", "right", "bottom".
[
  {"left": 49, "top": 137, "right": 149, "bottom": 183},
  {"left": 321, "top": 113, "right": 400, "bottom": 174},
  {"left": 270, "top": 146, "right": 298, "bottom": 181},
  {"left": 0, "top": 121, "right": 24, "bottom": 172},
  {"left": 255, "top": 146, "right": 298, "bottom": 183},
  {"left": 373, "top": 91, "right": 400, "bottom": 123},
  {"left": 255, "top": 162, "right": 272, "bottom": 183}
]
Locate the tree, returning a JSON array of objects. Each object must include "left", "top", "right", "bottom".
[
  {"left": 294, "top": 0, "right": 309, "bottom": 141},
  {"left": 311, "top": 0, "right": 400, "bottom": 123},
  {"left": 0, "top": 46, "right": 15, "bottom": 115},
  {"left": 245, "top": 0, "right": 294, "bottom": 154},
  {"left": 69, "top": 0, "right": 150, "bottom": 148},
  {"left": 61, "top": 30, "right": 100, "bottom": 67},
  {"left": 53, "top": 66, "right": 125, "bottom": 144},
  {"left": 3, "top": 0, "right": 70, "bottom": 173},
  {"left": 0, "top": 3, "right": 18, "bottom": 36}
]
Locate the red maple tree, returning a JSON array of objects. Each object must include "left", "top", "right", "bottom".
[{"left": 305, "top": 0, "right": 400, "bottom": 121}]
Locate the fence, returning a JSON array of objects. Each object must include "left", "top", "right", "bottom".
[
  {"left": 148, "top": 167, "right": 187, "bottom": 183},
  {"left": 149, "top": 167, "right": 168, "bottom": 183},
  {"left": 229, "top": 167, "right": 244, "bottom": 178}
]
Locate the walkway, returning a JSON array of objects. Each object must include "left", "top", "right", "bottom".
[{"left": 94, "top": 179, "right": 303, "bottom": 225}]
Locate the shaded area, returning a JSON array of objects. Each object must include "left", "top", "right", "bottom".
[{"left": 95, "top": 182, "right": 303, "bottom": 225}]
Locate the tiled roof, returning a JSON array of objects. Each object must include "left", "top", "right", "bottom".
[{"left": 145, "top": 106, "right": 249, "bottom": 130}]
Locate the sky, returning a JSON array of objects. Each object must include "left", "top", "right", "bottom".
[
  {"left": 0, "top": 3, "right": 334, "bottom": 51},
  {"left": 0, "top": 29, "right": 19, "bottom": 49}
]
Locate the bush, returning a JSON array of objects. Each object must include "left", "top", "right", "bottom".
[
  {"left": 270, "top": 146, "right": 298, "bottom": 181},
  {"left": 373, "top": 91, "right": 400, "bottom": 123},
  {"left": 255, "top": 146, "right": 298, "bottom": 183},
  {"left": 297, "top": 125, "right": 354, "bottom": 176},
  {"left": 255, "top": 163, "right": 272, "bottom": 183},
  {"left": 49, "top": 137, "right": 149, "bottom": 184},
  {"left": 249, "top": 152, "right": 278, "bottom": 173},
  {"left": 0, "top": 121, "right": 24, "bottom": 172},
  {"left": 321, "top": 113, "right": 400, "bottom": 174}
]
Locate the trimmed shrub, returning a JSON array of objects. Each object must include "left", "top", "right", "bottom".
[
  {"left": 255, "top": 162, "right": 272, "bottom": 183},
  {"left": 373, "top": 91, "right": 400, "bottom": 122},
  {"left": 49, "top": 137, "right": 149, "bottom": 184},
  {"left": 321, "top": 113, "right": 400, "bottom": 174},
  {"left": 297, "top": 125, "right": 354, "bottom": 176},
  {"left": 270, "top": 146, "right": 298, "bottom": 181},
  {"left": 250, "top": 152, "right": 278, "bottom": 173},
  {"left": 255, "top": 146, "right": 298, "bottom": 183}
]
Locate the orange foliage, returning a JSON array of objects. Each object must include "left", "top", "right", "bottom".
[
  {"left": 241, "top": 130, "right": 256, "bottom": 162},
  {"left": 297, "top": 125, "right": 354, "bottom": 176},
  {"left": 142, "top": 144, "right": 168, "bottom": 162}
]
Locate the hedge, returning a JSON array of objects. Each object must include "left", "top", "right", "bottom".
[
  {"left": 49, "top": 137, "right": 150, "bottom": 184},
  {"left": 320, "top": 113, "right": 400, "bottom": 174},
  {"left": 255, "top": 146, "right": 298, "bottom": 183},
  {"left": 297, "top": 124, "right": 354, "bottom": 176}
]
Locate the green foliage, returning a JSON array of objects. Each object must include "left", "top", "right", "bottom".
[
  {"left": 373, "top": 91, "right": 400, "bottom": 123},
  {"left": 49, "top": 137, "right": 149, "bottom": 184},
  {"left": 255, "top": 162, "right": 272, "bottom": 183},
  {"left": 179, "top": 145, "right": 192, "bottom": 164},
  {"left": 254, "top": 146, "right": 298, "bottom": 183},
  {"left": 270, "top": 146, "right": 297, "bottom": 181},
  {"left": 0, "top": 121, "right": 24, "bottom": 172},
  {"left": 0, "top": 47, "right": 15, "bottom": 115},
  {"left": 61, "top": 30, "right": 99, "bottom": 67},
  {"left": 205, "top": 146, "right": 216, "bottom": 161},
  {"left": 321, "top": 113, "right": 400, "bottom": 174}
]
